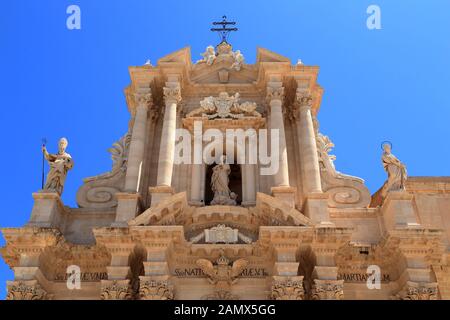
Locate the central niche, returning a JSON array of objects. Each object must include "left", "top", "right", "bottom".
[{"left": 205, "top": 163, "right": 242, "bottom": 205}]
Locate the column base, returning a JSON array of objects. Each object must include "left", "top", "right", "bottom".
[
  {"left": 271, "top": 186, "right": 296, "bottom": 208},
  {"left": 303, "top": 192, "right": 330, "bottom": 224},
  {"left": 149, "top": 186, "right": 175, "bottom": 207},
  {"left": 381, "top": 191, "right": 420, "bottom": 232},
  {"left": 188, "top": 200, "right": 205, "bottom": 207},
  {"left": 112, "top": 192, "right": 141, "bottom": 227},
  {"left": 28, "top": 191, "right": 65, "bottom": 228}
]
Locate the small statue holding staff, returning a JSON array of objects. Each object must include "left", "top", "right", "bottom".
[{"left": 42, "top": 137, "right": 74, "bottom": 195}]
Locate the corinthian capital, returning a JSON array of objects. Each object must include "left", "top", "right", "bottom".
[
  {"left": 311, "top": 279, "right": 344, "bottom": 300},
  {"left": 6, "top": 280, "right": 48, "bottom": 300},
  {"left": 270, "top": 276, "right": 305, "bottom": 300},
  {"left": 134, "top": 91, "right": 153, "bottom": 108},
  {"left": 296, "top": 89, "right": 313, "bottom": 109},
  {"left": 163, "top": 85, "right": 182, "bottom": 104},
  {"left": 266, "top": 86, "right": 285, "bottom": 102}
]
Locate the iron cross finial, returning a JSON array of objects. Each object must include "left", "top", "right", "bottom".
[{"left": 210, "top": 15, "right": 238, "bottom": 44}]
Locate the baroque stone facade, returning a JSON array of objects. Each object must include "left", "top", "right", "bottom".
[{"left": 1, "top": 41, "right": 450, "bottom": 300}]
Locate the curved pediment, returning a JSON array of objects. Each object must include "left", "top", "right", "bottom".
[{"left": 128, "top": 192, "right": 312, "bottom": 228}]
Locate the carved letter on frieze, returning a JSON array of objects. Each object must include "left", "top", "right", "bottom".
[
  {"left": 100, "top": 280, "right": 132, "bottom": 300},
  {"left": 139, "top": 279, "right": 174, "bottom": 300},
  {"left": 311, "top": 279, "right": 344, "bottom": 300},
  {"left": 270, "top": 276, "right": 305, "bottom": 300},
  {"left": 6, "top": 281, "right": 48, "bottom": 300}
]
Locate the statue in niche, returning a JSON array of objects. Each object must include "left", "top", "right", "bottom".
[
  {"left": 196, "top": 45, "right": 216, "bottom": 65},
  {"left": 380, "top": 142, "right": 407, "bottom": 198},
  {"left": 210, "top": 155, "right": 237, "bottom": 206},
  {"left": 42, "top": 138, "right": 74, "bottom": 195}
]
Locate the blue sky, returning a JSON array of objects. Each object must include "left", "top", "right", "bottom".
[{"left": 0, "top": 0, "right": 449, "bottom": 299}]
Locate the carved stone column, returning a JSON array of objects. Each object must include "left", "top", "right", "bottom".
[
  {"left": 114, "top": 89, "right": 152, "bottom": 226},
  {"left": 2, "top": 228, "right": 61, "bottom": 300},
  {"left": 242, "top": 137, "right": 256, "bottom": 206},
  {"left": 124, "top": 88, "right": 152, "bottom": 192},
  {"left": 296, "top": 90, "right": 322, "bottom": 194},
  {"left": 151, "top": 81, "right": 181, "bottom": 206},
  {"left": 190, "top": 163, "right": 204, "bottom": 206},
  {"left": 295, "top": 89, "right": 330, "bottom": 224},
  {"left": 94, "top": 228, "right": 134, "bottom": 300},
  {"left": 267, "top": 82, "right": 296, "bottom": 207},
  {"left": 310, "top": 226, "right": 352, "bottom": 300},
  {"left": 267, "top": 83, "right": 289, "bottom": 187}
]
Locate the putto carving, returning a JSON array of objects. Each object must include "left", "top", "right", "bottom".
[
  {"left": 76, "top": 132, "right": 132, "bottom": 209},
  {"left": 42, "top": 138, "right": 74, "bottom": 195},
  {"left": 197, "top": 45, "right": 216, "bottom": 65},
  {"left": 394, "top": 281, "right": 438, "bottom": 300},
  {"left": 139, "top": 278, "right": 174, "bottom": 300},
  {"left": 187, "top": 92, "right": 260, "bottom": 119},
  {"left": 196, "top": 253, "right": 248, "bottom": 290},
  {"left": 231, "top": 50, "right": 244, "bottom": 71},
  {"left": 6, "top": 281, "right": 48, "bottom": 300},
  {"left": 195, "top": 43, "right": 245, "bottom": 72},
  {"left": 270, "top": 276, "right": 305, "bottom": 300},
  {"left": 380, "top": 142, "right": 407, "bottom": 199},
  {"left": 311, "top": 279, "right": 344, "bottom": 300},
  {"left": 100, "top": 280, "right": 132, "bottom": 300},
  {"left": 163, "top": 85, "right": 182, "bottom": 103}
]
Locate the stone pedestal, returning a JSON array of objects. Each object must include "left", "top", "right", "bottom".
[
  {"left": 381, "top": 191, "right": 420, "bottom": 232},
  {"left": 28, "top": 192, "right": 65, "bottom": 228},
  {"left": 149, "top": 186, "right": 175, "bottom": 207},
  {"left": 271, "top": 186, "right": 296, "bottom": 208},
  {"left": 303, "top": 192, "right": 331, "bottom": 224},
  {"left": 112, "top": 192, "right": 141, "bottom": 227}
]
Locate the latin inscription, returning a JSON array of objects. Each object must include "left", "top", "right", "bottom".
[{"left": 174, "top": 268, "right": 269, "bottom": 278}]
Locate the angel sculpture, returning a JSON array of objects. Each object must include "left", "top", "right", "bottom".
[
  {"left": 196, "top": 254, "right": 248, "bottom": 290},
  {"left": 231, "top": 50, "right": 244, "bottom": 71},
  {"left": 196, "top": 45, "right": 216, "bottom": 66}
]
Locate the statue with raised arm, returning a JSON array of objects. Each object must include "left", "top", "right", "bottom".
[
  {"left": 210, "top": 155, "right": 237, "bottom": 206},
  {"left": 380, "top": 142, "right": 407, "bottom": 199},
  {"left": 42, "top": 138, "right": 74, "bottom": 195}
]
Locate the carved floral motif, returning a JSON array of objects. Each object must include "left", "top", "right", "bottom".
[
  {"left": 270, "top": 276, "right": 304, "bottom": 300},
  {"left": 139, "top": 279, "right": 174, "bottom": 300},
  {"left": 311, "top": 279, "right": 344, "bottom": 300},
  {"left": 100, "top": 280, "right": 132, "bottom": 300},
  {"left": 395, "top": 282, "right": 438, "bottom": 300},
  {"left": 6, "top": 281, "right": 48, "bottom": 300}
]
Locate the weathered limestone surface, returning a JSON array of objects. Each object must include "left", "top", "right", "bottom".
[{"left": 1, "top": 44, "right": 450, "bottom": 300}]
